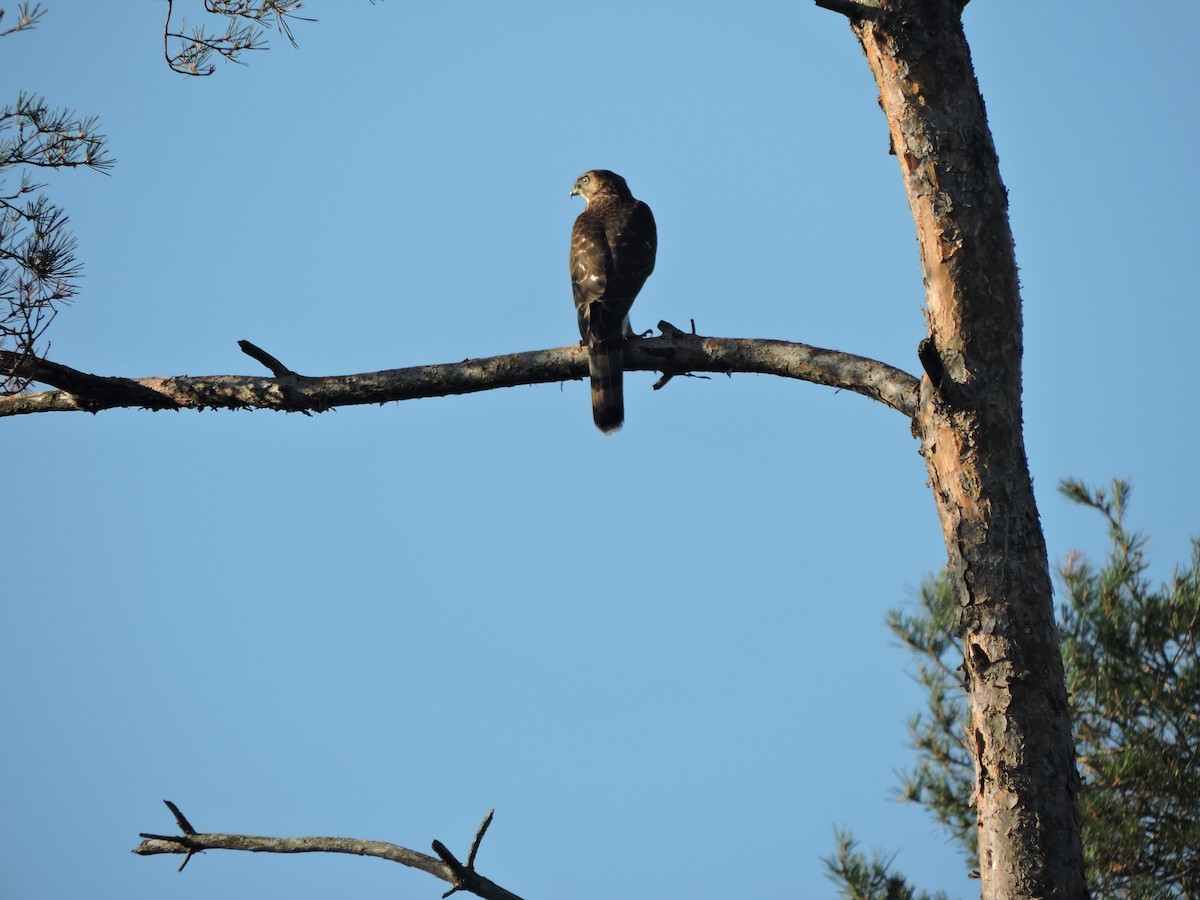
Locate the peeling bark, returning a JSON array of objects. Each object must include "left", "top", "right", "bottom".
[{"left": 845, "top": 0, "right": 1088, "bottom": 895}]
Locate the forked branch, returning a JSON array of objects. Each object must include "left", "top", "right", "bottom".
[
  {"left": 133, "top": 801, "right": 525, "bottom": 900},
  {"left": 0, "top": 321, "right": 920, "bottom": 419}
]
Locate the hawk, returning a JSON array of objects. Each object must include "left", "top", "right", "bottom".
[{"left": 569, "top": 169, "right": 657, "bottom": 433}]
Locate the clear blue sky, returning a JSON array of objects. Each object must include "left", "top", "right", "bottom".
[{"left": 3, "top": 2, "right": 1197, "bottom": 898}]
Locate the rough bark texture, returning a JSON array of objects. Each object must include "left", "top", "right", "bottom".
[
  {"left": 850, "top": 1, "right": 1089, "bottom": 896},
  {"left": 0, "top": 328, "right": 919, "bottom": 418}
]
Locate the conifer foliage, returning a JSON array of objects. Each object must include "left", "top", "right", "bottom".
[{"left": 829, "top": 480, "right": 1200, "bottom": 898}]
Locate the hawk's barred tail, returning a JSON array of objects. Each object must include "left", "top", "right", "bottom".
[{"left": 589, "top": 340, "right": 624, "bottom": 434}]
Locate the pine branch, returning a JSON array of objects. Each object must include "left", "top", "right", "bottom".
[
  {"left": 0, "top": 322, "right": 921, "bottom": 418},
  {"left": 0, "top": 2, "right": 46, "bottom": 39},
  {"left": 162, "top": 0, "right": 314, "bottom": 75}
]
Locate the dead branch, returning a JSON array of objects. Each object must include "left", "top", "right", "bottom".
[
  {"left": 133, "top": 801, "right": 525, "bottom": 900},
  {"left": 0, "top": 322, "right": 920, "bottom": 419},
  {"left": 813, "top": 0, "right": 883, "bottom": 21}
]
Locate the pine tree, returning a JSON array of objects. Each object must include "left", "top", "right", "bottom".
[{"left": 828, "top": 480, "right": 1200, "bottom": 898}]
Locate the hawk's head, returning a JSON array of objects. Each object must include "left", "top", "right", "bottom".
[{"left": 570, "top": 170, "right": 632, "bottom": 204}]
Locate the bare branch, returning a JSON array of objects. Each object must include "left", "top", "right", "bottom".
[
  {"left": 0, "top": 323, "right": 920, "bottom": 419},
  {"left": 467, "top": 809, "right": 494, "bottom": 870},
  {"left": 813, "top": 0, "right": 883, "bottom": 21},
  {"left": 133, "top": 801, "right": 525, "bottom": 900},
  {"left": 238, "top": 338, "right": 296, "bottom": 378},
  {"left": 135, "top": 832, "right": 451, "bottom": 878},
  {"left": 164, "top": 799, "right": 198, "bottom": 835},
  {"left": 0, "top": 351, "right": 181, "bottom": 411}
]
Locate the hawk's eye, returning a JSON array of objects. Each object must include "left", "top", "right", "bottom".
[{"left": 580, "top": 175, "right": 590, "bottom": 185}]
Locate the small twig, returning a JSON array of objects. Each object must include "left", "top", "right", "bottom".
[
  {"left": 238, "top": 339, "right": 297, "bottom": 378},
  {"left": 430, "top": 811, "right": 525, "bottom": 900},
  {"left": 432, "top": 839, "right": 469, "bottom": 897},
  {"left": 656, "top": 319, "right": 687, "bottom": 339},
  {"left": 164, "top": 799, "right": 197, "bottom": 835},
  {"left": 237, "top": 339, "right": 324, "bottom": 414},
  {"left": 142, "top": 802, "right": 202, "bottom": 872},
  {"left": 813, "top": 0, "right": 883, "bottom": 21},
  {"left": 467, "top": 809, "right": 494, "bottom": 870},
  {"left": 137, "top": 833, "right": 202, "bottom": 872},
  {"left": 651, "top": 371, "right": 712, "bottom": 391},
  {"left": 650, "top": 321, "right": 715, "bottom": 390}
]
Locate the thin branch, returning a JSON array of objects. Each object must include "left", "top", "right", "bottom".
[
  {"left": 135, "top": 832, "right": 450, "bottom": 878},
  {"left": 236, "top": 337, "right": 316, "bottom": 412},
  {"left": 0, "top": 324, "right": 920, "bottom": 419},
  {"left": 467, "top": 809, "right": 494, "bottom": 870},
  {"left": 0, "top": 2, "right": 46, "bottom": 38},
  {"left": 238, "top": 338, "right": 296, "bottom": 378},
  {"left": 164, "top": 799, "right": 197, "bottom": 835},
  {"left": 133, "top": 801, "right": 525, "bottom": 900},
  {"left": 429, "top": 809, "right": 522, "bottom": 900},
  {"left": 0, "top": 352, "right": 180, "bottom": 411},
  {"left": 813, "top": 0, "right": 883, "bottom": 21}
]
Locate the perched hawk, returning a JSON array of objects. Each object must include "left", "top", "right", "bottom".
[{"left": 569, "top": 169, "right": 657, "bottom": 433}]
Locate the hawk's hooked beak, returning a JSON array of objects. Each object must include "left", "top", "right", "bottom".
[{"left": 569, "top": 186, "right": 580, "bottom": 197}]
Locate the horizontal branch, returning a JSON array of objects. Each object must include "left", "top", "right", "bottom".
[
  {"left": 133, "top": 802, "right": 525, "bottom": 900},
  {"left": 0, "top": 323, "right": 919, "bottom": 419},
  {"left": 134, "top": 832, "right": 449, "bottom": 876}
]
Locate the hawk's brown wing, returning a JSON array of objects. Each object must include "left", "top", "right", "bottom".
[
  {"left": 570, "top": 214, "right": 611, "bottom": 341},
  {"left": 606, "top": 199, "right": 656, "bottom": 320},
  {"left": 570, "top": 196, "right": 657, "bottom": 433}
]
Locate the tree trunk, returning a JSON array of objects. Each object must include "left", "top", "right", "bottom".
[{"left": 848, "top": 1, "right": 1089, "bottom": 896}]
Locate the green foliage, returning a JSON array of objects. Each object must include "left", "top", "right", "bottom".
[
  {"left": 162, "top": 0, "right": 315, "bottom": 76},
  {"left": 1057, "top": 479, "right": 1200, "bottom": 897},
  {"left": 824, "top": 830, "right": 951, "bottom": 900},
  {"left": 0, "top": 2, "right": 44, "bottom": 37},
  {"left": 0, "top": 10, "right": 113, "bottom": 393},
  {"left": 828, "top": 480, "right": 1200, "bottom": 898},
  {"left": 1, "top": 0, "right": 359, "bottom": 391},
  {"left": 887, "top": 572, "right": 976, "bottom": 865}
]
